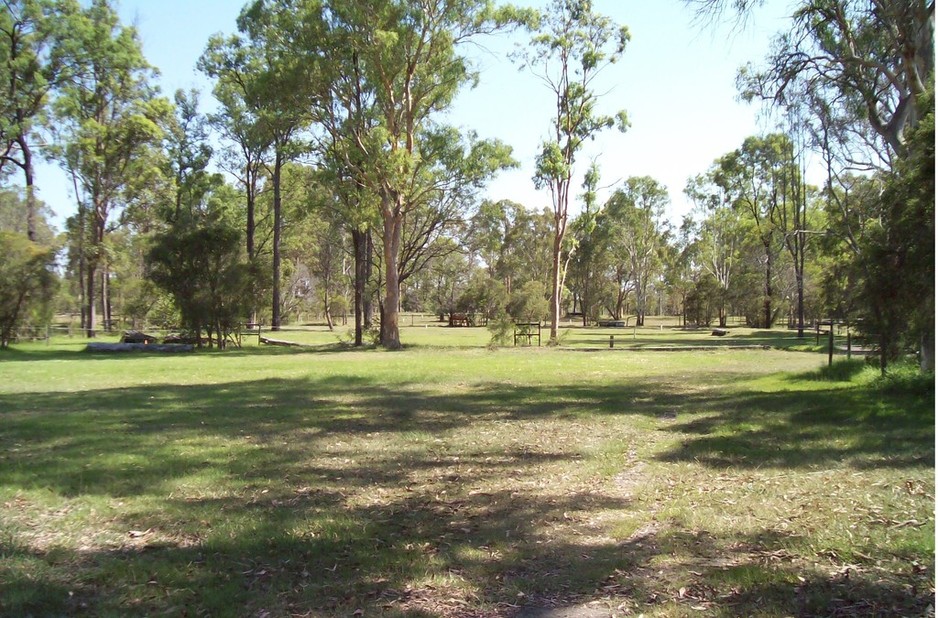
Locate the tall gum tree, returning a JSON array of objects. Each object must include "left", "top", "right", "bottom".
[
  {"left": 319, "top": 0, "right": 532, "bottom": 349},
  {"left": 0, "top": 0, "right": 70, "bottom": 242},
  {"left": 52, "top": 0, "right": 168, "bottom": 337},
  {"left": 688, "top": 0, "right": 935, "bottom": 369},
  {"left": 199, "top": 34, "right": 272, "bottom": 265},
  {"left": 520, "top": 0, "right": 629, "bottom": 344},
  {"left": 235, "top": 0, "right": 319, "bottom": 331},
  {"left": 714, "top": 135, "right": 797, "bottom": 329},
  {"left": 685, "top": 172, "right": 743, "bottom": 328},
  {"left": 603, "top": 177, "right": 670, "bottom": 327}
]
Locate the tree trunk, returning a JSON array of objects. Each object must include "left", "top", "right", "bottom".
[
  {"left": 381, "top": 195, "right": 402, "bottom": 350},
  {"left": 76, "top": 196, "right": 87, "bottom": 334},
  {"left": 352, "top": 229, "right": 364, "bottom": 346},
  {"left": 102, "top": 262, "right": 111, "bottom": 332},
  {"left": 323, "top": 280, "right": 334, "bottom": 331},
  {"left": 271, "top": 151, "right": 283, "bottom": 331},
  {"left": 548, "top": 228, "right": 563, "bottom": 344},
  {"left": 19, "top": 137, "right": 36, "bottom": 243},
  {"left": 921, "top": 327, "right": 934, "bottom": 372},
  {"left": 246, "top": 163, "right": 256, "bottom": 261},
  {"left": 85, "top": 207, "right": 106, "bottom": 338},
  {"left": 364, "top": 231, "right": 374, "bottom": 329},
  {"left": 763, "top": 239, "right": 773, "bottom": 329},
  {"left": 582, "top": 272, "right": 590, "bottom": 327},
  {"left": 85, "top": 260, "right": 96, "bottom": 338},
  {"left": 796, "top": 269, "right": 805, "bottom": 337},
  {"left": 636, "top": 284, "right": 647, "bottom": 327}
]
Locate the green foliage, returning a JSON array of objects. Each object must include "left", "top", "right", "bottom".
[
  {"left": 457, "top": 271, "right": 508, "bottom": 320},
  {"left": 520, "top": 0, "right": 629, "bottom": 341},
  {"left": 739, "top": 0, "right": 932, "bottom": 159},
  {"left": 0, "top": 187, "right": 56, "bottom": 244},
  {"left": 0, "top": 0, "right": 72, "bottom": 242},
  {"left": 163, "top": 89, "right": 225, "bottom": 221},
  {"left": 507, "top": 279, "right": 548, "bottom": 322},
  {"left": 873, "top": 85, "right": 935, "bottom": 366},
  {"left": 485, "top": 311, "right": 515, "bottom": 347},
  {"left": 50, "top": 0, "right": 170, "bottom": 333},
  {"left": 0, "top": 231, "right": 56, "bottom": 348},
  {"left": 147, "top": 208, "right": 256, "bottom": 348}
]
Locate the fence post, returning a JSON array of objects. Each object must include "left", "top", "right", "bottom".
[
  {"left": 828, "top": 325, "right": 834, "bottom": 366},
  {"left": 609, "top": 335, "right": 614, "bottom": 349}
]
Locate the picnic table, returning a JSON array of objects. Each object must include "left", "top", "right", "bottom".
[{"left": 514, "top": 321, "right": 541, "bottom": 346}]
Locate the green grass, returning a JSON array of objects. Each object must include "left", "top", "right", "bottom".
[
  {"left": 0, "top": 338, "right": 932, "bottom": 617},
  {"left": 251, "top": 319, "right": 843, "bottom": 354}
]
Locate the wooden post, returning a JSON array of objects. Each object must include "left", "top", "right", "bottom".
[
  {"left": 828, "top": 324, "right": 834, "bottom": 366},
  {"left": 847, "top": 332, "right": 852, "bottom": 360},
  {"left": 609, "top": 335, "right": 614, "bottom": 349}
]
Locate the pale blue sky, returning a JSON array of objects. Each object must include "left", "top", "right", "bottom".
[{"left": 35, "top": 0, "right": 794, "bottom": 229}]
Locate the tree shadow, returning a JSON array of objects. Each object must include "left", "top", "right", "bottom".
[
  {"left": 1, "top": 365, "right": 933, "bottom": 616},
  {"left": 655, "top": 380, "right": 934, "bottom": 470}
]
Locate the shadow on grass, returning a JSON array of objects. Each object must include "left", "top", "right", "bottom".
[
  {"left": 0, "top": 342, "right": 329, "bottom": 363},
  {"left": 656, "top": 384, "right": 934, "bottom": 470},
  {"left": 0, "top": 367, "right": 933, "bottom": 616},
  {"left": 1, "top": 371, "right": 932, "bottom": 493}
]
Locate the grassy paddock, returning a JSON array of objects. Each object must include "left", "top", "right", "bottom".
[
  {"left": 0, "top": 342, "right": 932, "bottom": 617},
  {"left": 251, "top": 320, "right": 835, "bottom": 352}
]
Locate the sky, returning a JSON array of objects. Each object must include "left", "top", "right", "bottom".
[{"left": 33, "top": 0, "right": 796, "bottom": 230}]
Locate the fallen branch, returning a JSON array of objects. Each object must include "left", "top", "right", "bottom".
[
  {"left": 259, "top": 336, "right": 310, "bottom": 348},
  {"left": 86, "top": 342, "right": 193, "bottom": 353}
]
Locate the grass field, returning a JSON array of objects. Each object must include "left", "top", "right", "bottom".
[
  {"left": 238, "top": 316, "right": 839, "bottom": 352},
  {"left": 0, "top": 327, "right": 933, "bottom": 617}
]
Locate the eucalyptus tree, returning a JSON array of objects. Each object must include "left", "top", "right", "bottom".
[
  {"left": 309, "top": 0, "right": 531, "bottom": 349},
  {"left": 274, "top": 162, "right": 348, "bottom": 329},
  {"left": 467, "top": 199, "right": 527, "bottom": 293},
  {"left": 567, "top": 162, "right": 602, "bottom": 324},
  {"left": 597, "top": 178, "right": 670, "bottom": 325},
  {"left": 227, "top": 1, "right": 320, "bottom": 331},
  {"left": 397, "top": 127, "right": 515, "bottom": 294},
  {"left": 732, "top": 0, "right": 934, "bottom": 160},
  {"left": 199, "top": 34, "right": 272, "bottom": 262},
  {"left": 164, "top": 89, "right": 223, "bottom": 221},
  {"left": 52, "top": 0, "right": 169, "bottom": 336},
  {"left": 685, "top": 172, "right": 744, "bottom": 328},
  {"left": 520, "top": 0, "right": 629, "bottom": 343},
  {"left": 713, "top": 135, "right": 800, "bottom": 328},
  {"left": 304, "top": 6, "right": 381, "bottom": 346},
  {"left": 691, "top": 0, "right": 935, "bottom": 367},
  {"left": 0, "top": 0, "right": 70, "bottom": 242}
]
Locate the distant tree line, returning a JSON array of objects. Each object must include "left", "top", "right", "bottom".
[{"left": 0, "top": 0, "right": 931, "bottom": 373}]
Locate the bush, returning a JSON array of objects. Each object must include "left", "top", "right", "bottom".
[
  {"left": 507, "top": 280, "right": 548, "bottom": 322},
  {"left": 147, "top": 215, "right": 255, "bottom": 348},
  {"left": 487, "top": 312, "right": 515, "bottom": 348},
  {"left": 0, "top": 233, "right": 57, "bottom": 348}
]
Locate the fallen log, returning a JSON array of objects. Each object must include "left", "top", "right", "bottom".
[
  {"left": 259, "top": 336, "right": 308, "bottom": 347},
  {"left": 86, "top": 342, "right": 194, "bottom": 353}
]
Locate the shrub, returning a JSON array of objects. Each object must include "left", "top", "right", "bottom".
[{"left": 0, "top": 233, "right": 57, "bottom": 348}]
